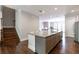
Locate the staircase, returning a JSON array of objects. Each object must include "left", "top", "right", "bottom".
[{"left": 2, "top": 28, "right": 20, "bottom": 47}]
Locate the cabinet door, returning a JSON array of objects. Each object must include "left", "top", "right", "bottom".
[
  {"left": 46, "top": 32, "right": 61, "bottom": 53},
  {"left": 46, "top": 36, "right": 56, "bottom": 53},
  {"left": 77, "top": 23, "right": 79, "bottom": 42},
  {"left": 75, "top": 23, "right": 78, "bottom": 41},
  {"left": 28, "top": 34, "right": 35, "bottom": 52},
  {"left": 46, "top": 37, "right": 52, "bottom": 52}
]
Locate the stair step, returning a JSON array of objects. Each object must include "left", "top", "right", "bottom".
[
  {"left": 3, "top": 34, "right": 17, "bottom": 36},
  {"left": 2, "top": 28, "right": 20, "bottom": 46},
  {"left": 4, "top": 37, "right": 18, "bottom": 39}
]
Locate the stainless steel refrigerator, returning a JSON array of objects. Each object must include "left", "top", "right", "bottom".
[{"left": 74, "top": 22, "right": 79, "bottom": 42}]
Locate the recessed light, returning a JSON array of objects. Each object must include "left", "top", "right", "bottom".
[
  {"left": 54, "top": 8, "right": 58, "bottom": 10},
  {"left": 71, "top": 10, "right": 75, "bottom": 12},
  {"left": 39, "top": 10, "right": 45, "bottom": 14}
]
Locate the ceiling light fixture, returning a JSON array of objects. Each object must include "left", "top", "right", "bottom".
[
  {"left": 39, "top": 10, "right": 45, "bottom": 14},
  {"left": 71, "top": 10, "right": 75, "bottom": 12},
  {"left": 54, "top": 8, "right": 58, "bottom": 10}
]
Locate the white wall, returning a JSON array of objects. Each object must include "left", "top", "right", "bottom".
[
  {"left": 0, "top": 11, "right": 2, "bottom": 30},
  {"left": 0, "top": 19, "right": 1, "bottom": 41},
  {"left": 65, "top": 15, "right": 79, "bottom": 37},
  {"left": 0, "top": 11, "right": 2, "bottom": 41},
  {"left": 15, "top": 10, "right": 39, "bottom": 41},
  {"left": 0, "top": 19, "right": 1, "bottom": 30}
]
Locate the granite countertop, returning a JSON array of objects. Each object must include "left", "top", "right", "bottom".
[{"left": 29, "top": 31, "right": 60, "bottom": 37}]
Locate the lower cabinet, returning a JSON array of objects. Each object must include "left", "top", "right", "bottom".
[
  {"left": 46, "top": 32, "right": 61, "bottom": 53},
  {"left": 28, "top": 34, "right": 35, "bottom": 52},
  {"left": 35, "top": 32, "right": 62, "bottom": 54}
]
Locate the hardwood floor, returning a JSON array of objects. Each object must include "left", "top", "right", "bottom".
[
  {"left": 0, "top": 40, "right": 34, "bottom": 54},
  {"left": 0, "top": 37, "right": 79, "bottom": 54},
  {"left": 1, "top": 28, "right": 79, "bottom": 54},
  {"left": 16, "top": 40, "right": 34, "bottom": 54},
  {"left": 50, "top": 37, "right": 79, "bottom": 54}
]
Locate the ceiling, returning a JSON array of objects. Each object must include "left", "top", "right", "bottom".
[{"left": 5, "top": 5, "right": 79, "bottom": 17}]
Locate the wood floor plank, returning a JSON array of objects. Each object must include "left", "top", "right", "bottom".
[{"left": 1, "top": 28, "right": 79, "bottom": 54}]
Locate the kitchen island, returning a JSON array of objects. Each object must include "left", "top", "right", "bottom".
[{"left": 28, "top": 31, "right": 62, "bottom": 54}]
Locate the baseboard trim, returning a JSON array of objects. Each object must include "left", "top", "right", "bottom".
[
  {"left": 74, "top": 40, "right": 79, "bottom": 44},
  {"left": 20, "top": 38, "right": 27, "bottom": 41}
]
